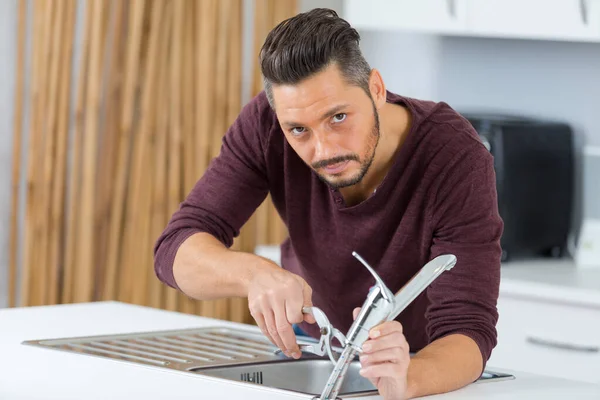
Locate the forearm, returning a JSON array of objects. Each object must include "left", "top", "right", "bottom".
[
  {"left": 172, "top": 232, "right": 272, "bottom": 300},
  {"left": 405, "top": 334, "right": 483, "bottom": 399}
]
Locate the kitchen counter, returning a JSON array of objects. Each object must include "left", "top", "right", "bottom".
[
  {"left": 500, "top": 258, "right": 600, "bottom": 308},
  {"left": 1, "top": 301, "right": 599, "bottom": 399}
]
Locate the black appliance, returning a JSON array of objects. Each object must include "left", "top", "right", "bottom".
[{"left": 462, "top": 113, "right": 574, "bottom": 262}]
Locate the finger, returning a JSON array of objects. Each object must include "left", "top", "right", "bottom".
[
  {"left": 301, "top": 282, "right": 316, "bottom": 324},
  {"left": 361, "top": 332, "right": 408, "bottom": 354},
  {"left": 368, "top": 320, "right": 403, "bottom": 339},
  {"left": 359, "top": 347, "right": 408, "bottom": 366},
  {"left": 303, "top": 311, "right": 316, "bottom": 324},
  {"left": 352, "top": 307, "right": 361, "bottom": 320},
  {"left": 251, "top": 309, "right": 275, "bottom": 346},
  {"left": 285, "top": 293, "right": 304, "bottom": 325},
  {"left": 303, "top": 312, "right": 316, "bottom": 324},
  {"left": 273, "top": 300, "right": 301, "bottom": 358},
  {"left": 360, "top": 363, "right": 406, "bottom": 379},
  {"left": 263, "top": 309, "right": 288, "bottom": 356}
]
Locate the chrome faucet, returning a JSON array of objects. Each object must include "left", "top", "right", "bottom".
[{"left": 310, "top": 251, "right": 457, "bottom": 400}]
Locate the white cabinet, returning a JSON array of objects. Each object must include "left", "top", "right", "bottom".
[
  {"left": 489, "top": 295, "right": 600, "bottom": 384},
  {"left": 344, "top": 0, "right": 468, "bottom": 34},
  {"left": 466, "top": 0, "right": 600, "bottom": 42},
  {"left": 342, "top": 0, "right": 600, "bottom": 43}
]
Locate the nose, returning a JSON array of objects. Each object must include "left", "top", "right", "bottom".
[{"left": 313, "top": 130, "right": 334, "bottom": 162}]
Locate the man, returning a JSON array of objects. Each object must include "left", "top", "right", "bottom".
[{"left": 154, "top": 8, "right": 503, "bottom": 400}]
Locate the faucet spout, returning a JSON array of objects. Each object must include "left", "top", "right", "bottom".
[{"left": 318, "top": 346, "right": 358, "bottom": 400}]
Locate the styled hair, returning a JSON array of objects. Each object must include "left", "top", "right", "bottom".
[{"left": 259, "top": 8, "right": 372, "bottom": 108}]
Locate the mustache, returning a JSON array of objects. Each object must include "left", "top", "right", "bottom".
[{"left": 312, "top": 154, "right": 359, "bottom": 169}]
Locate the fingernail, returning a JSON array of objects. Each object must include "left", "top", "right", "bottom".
[
  {"left": 292, "top": 351, "right": 300, "bottom": 359},
  {"left": 359, "top": 368, "right": 367, "bottom": 376},
  {"left": 371, "top": 330, "right": 380, "bottom": 338},
  {"left": 362, "top": 343, "right": 371, "bottom": 352}
]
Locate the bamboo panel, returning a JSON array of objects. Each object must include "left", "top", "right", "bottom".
[
  {"left": 21, "top": 0, "right": 53, "bottom": 306},
  {"left": 96, "top": 0, "right": 126, "bottom": 300},
  {"left": 74, "top": 0, "right": 105, "bottom": 303},
  {"left": 29, "top": 0, "right": 51, "bottom": 306},
  {"left": 9, "top": 0, "right": 27, "bottom": 307},
  {"left": 37, "top": 0, "right": 64, "bottom": 305},
  {"left": 34, "top": 0, "right": 59, "bottom": 306},
  {"left": 47, "top": 0, "right": 77, "bottom": 305},
  {"left": 63, "top": 0, "right": 94, "bottom": 304},
  {"left": 125, "top": 0, "right": 166, "bottom": 305},
  {"left": 103, "top": 0, "right": 146, "bottom": 301}
]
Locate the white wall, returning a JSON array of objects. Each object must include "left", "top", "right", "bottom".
[
  {"left": 357, "top": 33, "right": 600, "bottom": 146},
  {"left": 438, "top": 36, "right": 600, "bottom": 146}
]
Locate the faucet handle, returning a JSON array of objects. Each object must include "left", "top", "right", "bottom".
[{"left": 351, "top": 251, "right": 394, "bottom": 302}]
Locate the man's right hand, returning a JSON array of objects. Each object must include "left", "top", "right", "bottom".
[{"left": 247, "top": 260, "right": 316, "bottom": 359}]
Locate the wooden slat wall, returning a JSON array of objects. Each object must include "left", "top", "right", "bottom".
[{"left": 9, "top": 0, "right": 297, "bottom": 324}]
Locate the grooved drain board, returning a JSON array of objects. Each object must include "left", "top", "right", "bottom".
[{"left": 22, "top": 327, "right": 297, "bottom": 372}]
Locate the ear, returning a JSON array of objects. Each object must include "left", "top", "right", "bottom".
[{"left": 368, "top": 68, "right": 387, "bottom": 110}]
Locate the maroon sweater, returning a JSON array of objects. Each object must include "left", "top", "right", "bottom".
[{"left": 154, "top": 90, "right": 503, "bottom": 367}]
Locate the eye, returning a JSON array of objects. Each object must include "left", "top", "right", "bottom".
[
  {"left": 332, "top": 113, "right": 347, "bottom": 123},
  {"left": 291, "top": 127, "right": 306, "bottom": 136}
]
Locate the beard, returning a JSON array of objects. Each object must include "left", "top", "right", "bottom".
[{"left": 312, "top": 102, "right": 380, "bottom": 190}]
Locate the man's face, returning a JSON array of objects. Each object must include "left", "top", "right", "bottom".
[{"left": 272, "top": 64, "right": 380, "bottom": 189}]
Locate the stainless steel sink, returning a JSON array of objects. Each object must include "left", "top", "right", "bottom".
[
  {"left": 22, "top": 326, "right": 514, "bottom": 398},
  {"left": 192, "top": 358, "right": 377, "bottom": 397}
]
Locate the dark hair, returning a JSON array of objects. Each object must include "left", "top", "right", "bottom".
[{"left": 259, "top": 8, "right": 372, "bottom": 108}]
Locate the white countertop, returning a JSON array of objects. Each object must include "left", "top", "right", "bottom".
[
  {"left": 500, "top": 258, "right": 600, "bottom": 308},
  {"left": 1, "top": 301, "right": 599, "bottom": 399}
]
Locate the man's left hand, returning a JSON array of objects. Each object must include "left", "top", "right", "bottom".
[{"left": 354, "top": 307, "right": 411, "bottom": 400}]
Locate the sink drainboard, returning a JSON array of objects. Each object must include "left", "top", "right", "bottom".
[{"left": 22, "top": 326, "right": 295, "bottom": 371}]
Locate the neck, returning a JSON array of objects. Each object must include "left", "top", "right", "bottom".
[{"left": 339, "top": 102, "right": 411, "bottom": 205}]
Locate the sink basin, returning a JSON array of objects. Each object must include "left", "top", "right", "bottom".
[
  {"left": 192, "top": 358, "right": 377, "bottom": 397},
  {"left": 191, "top": 357, "right": 515, "bottom": 398}
]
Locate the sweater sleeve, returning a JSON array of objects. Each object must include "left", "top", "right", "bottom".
[
  {"left": 425, "top": 145, "right": 504, "bottom": 375},
  {"left": 153, "top": 95, "right": 271, "bottom": 290}
]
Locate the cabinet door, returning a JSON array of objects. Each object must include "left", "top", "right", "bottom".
[
  {"left": 466, "top": 0, "right": 600, "bottom": 42},
  {"left": 489, "top": 295, "right": 600, "bottom": 384},
  {"left": 343, "top": 0, "right": 468, "bottom": 34}
]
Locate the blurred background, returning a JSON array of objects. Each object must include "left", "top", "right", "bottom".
[{"left": 1, "top": 0, "right": 600, "bottom": 386}]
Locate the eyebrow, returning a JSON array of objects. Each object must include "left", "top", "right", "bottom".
[{"left": 281, "top": 103, "right": 350, "bottom": 128}]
